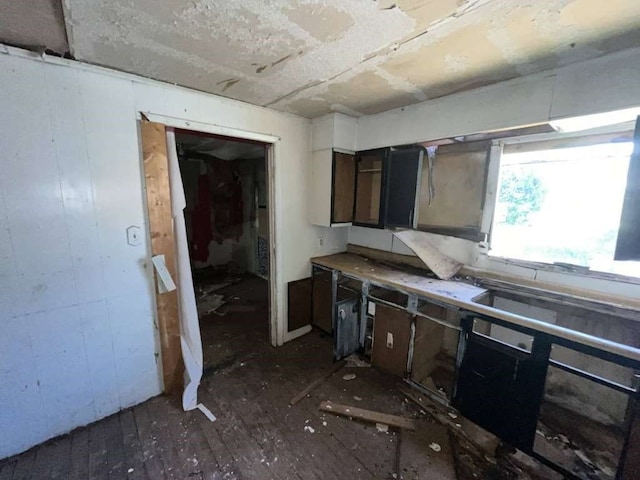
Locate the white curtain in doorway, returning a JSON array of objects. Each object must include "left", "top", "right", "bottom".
[{"left": 165, "top": 129, "right": 213, "bottom": 419}]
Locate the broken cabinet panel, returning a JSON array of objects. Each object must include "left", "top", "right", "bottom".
[
  {"left": 418, "top": 140, "right": 491, "bottom": 241},
  {"left": 411, "top": 302, "right": 461, "bottom": 400},
  {"left": 412, "top": 320, "right": 445, "bottom": 381},
  {"left": 371, "top": 303, "right": 413, "bottom": 377}
]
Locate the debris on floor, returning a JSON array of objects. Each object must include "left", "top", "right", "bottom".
[
  {"left": 376, "top": 423, "right": 389, "bottom": 433},
  {"left": 342, "top": 373, "right": 357, "bottom": 381},
  {"left": 345, "top": 353, "right": 371, "bottom": 368},
  {"left": 196, "top": 293, "right": 225, "bottom": 316},
  {"left": 195, "top": 274, "right": 260, "bottom": 317},
  {"left": 289, "top": 360, "right": 346, "bottom": 405},
  {"left": 400, "top": 418, "right": 457, "bottom": 480},
  {"left": 319, "top": 400, "right": 416, "bottom": 430}
]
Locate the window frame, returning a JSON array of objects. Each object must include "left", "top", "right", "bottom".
[{"left": 483, "top": 123, "right": 640, "bottom": 285}]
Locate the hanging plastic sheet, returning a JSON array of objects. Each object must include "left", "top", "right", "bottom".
[{"left": 165, "top": 129, "right": 216, "bottom": 422}]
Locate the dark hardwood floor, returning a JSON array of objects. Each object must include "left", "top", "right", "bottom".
[{"left": 0, "top": 276, "right": 458, "bottom": 480}]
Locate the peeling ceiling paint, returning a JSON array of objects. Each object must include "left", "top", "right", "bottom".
[
  {"left": 2, "top": 0, "right": 640, "bottom": 118},
  {"left": 0, "top": 0, "right": 68, "bottom": 53}
]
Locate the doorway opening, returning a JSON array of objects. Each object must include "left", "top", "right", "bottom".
[{"left": 173, "top": 129, "right": 271, "bottom": 371}]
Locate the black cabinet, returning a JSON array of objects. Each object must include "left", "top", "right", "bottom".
[
  {"left": 453, "top": 317, "right": 550, "bottom": 451},
  {"left": 385, "top": 147, "right": 423, "bottom": 228},
  {"left": 348, "top": 146, "right": 423, "bottom": 229}
]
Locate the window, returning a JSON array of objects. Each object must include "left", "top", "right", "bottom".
[{"left": 490, "top": 137, "right": 640, "bottom": 278}]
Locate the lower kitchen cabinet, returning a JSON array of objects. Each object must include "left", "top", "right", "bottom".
[
  {"left": 371, "top": 303, "right": 413, "bottom": 377},
  {"left": 311, "top": 269, "right": 333, "bottom": 334}
]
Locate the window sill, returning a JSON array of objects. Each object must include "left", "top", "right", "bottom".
[
  {"left": 466, "top": 254, "right": 640, "bottom": 321},
  {"left": 485, "top": 254, "right": 640, "bottom": 287}
]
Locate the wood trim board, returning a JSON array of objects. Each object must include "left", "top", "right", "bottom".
[
  {"left": 319, "top": 401, "right": 416, "bottom": 430},
  {"left": 141, "top": 120, "right": 183, "bottom": 394}
]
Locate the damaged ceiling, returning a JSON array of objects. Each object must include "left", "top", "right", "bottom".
[
  {"left": 177, "top": 132, "right": 265, "bottom": 161},
  {"left": 2, "top": 0, "right": 640, "bottom": 117}
]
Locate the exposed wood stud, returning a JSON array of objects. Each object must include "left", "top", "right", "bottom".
[{"left": 140, "top": 120, "right": 183, "bottom": 394}]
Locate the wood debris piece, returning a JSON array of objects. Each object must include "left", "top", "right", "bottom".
[
  {"left": 289, "top": 361, "right": 346, "bottom": 405},
  {"left": 318, "top": 401, "right": 416, "bottom": 431},
  {"left": 393, "top": 230, "right": 463, "bottom": 280},
  {"left": 399, "top": 385, "right": 498, "bottom": 459}
]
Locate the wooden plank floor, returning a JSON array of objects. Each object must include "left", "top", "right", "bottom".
[{"left": 0, "top": 276, "right": 457, "bottom": 480}]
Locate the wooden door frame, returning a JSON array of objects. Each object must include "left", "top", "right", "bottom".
[{"left": 139, "top": 113, "right": 280, "bottom": 393}]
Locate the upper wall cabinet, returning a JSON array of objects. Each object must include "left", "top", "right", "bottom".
[
  {"left": 311, "top": 145, "right": 423, "bottom": 229},
  {"left": 310, "top": 113, "right": 358, "bottom": 227},
  {"left": 353, "top": 147, "right": 423, "bottom": 229},
  {"left": 332, "top": 151, "right": 357, "bottom": 224},
  {"left": 385, "top": 147, "right": 423, "bottom": 228},
  {"left": 309, "top": 113, "right": 422, "bottom": 229},
  {"left": 354, "top": 149, "right": 387, "bottom": 227},
  {"left": 417, "top": 140, "right": 491, "bottom": 241}
]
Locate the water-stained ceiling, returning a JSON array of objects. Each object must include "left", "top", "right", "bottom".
[{"left": 2, "top": 0, "right": 640, "bottom": 118}]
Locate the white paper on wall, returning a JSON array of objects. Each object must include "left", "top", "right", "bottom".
[
  {"left": 151, "top": 254, "right": 177, "bottom": 293},
  {"left": 165, "top": 129, "right": 215, "bottom": 421}
]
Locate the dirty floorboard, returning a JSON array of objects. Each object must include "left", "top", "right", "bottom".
[{"left": 0, "top": 276, "right": 461, "bottom": 480}]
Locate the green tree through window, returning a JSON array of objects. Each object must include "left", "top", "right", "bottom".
[{"left": 498, "top": 168, "right": 546, "bottom": 225}]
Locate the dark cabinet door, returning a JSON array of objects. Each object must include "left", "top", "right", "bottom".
[
  {"left": 312, "top": 270, "right": 333, "bottom": 334},
  {"left": 385, "top": 147, "right": 423, "bottom": 228},
  {"left": 288, "top": 278, "right": 312, "bottom": 332},
  {"left": 453, "top": 329, "right": 549, "bottom": 451}
]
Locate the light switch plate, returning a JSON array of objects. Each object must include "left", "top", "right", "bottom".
[
  {"left": 126, "top": 225, "right": 141, "bottom": 246},
  {"left": 386, "top": 332, "right": 394, "bottom": 349}
]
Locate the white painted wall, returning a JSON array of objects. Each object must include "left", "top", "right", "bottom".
[{"left": 0, "top": 47, "right": 347, "bottom": 459}]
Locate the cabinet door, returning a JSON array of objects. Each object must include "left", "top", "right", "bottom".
[
  {"left": 371, "top": 303, "right": 413, "bottom": 377},
  {"left": 417, "top": 140, "right": 490, "bottom": 241},
  {"left": 385, "top": 147, "right": 423, "bottom": 228},
  {"left": 312, "top": 270, "right": 333, "bottom": 334},
  {"left": 331, "top": 151, "right": 356, "bottom": 224},
  {"left": 288, "top": 278, "right": 312, "bottom": 332},
  {"left": 334, "top": 297, "right": 360, "bottom": 360},
  {"left": 353, "top": 149, "right": 387, "bottom": 228},
  {"left": 453, "top": 326, "right": 548, "bottom": 451}
]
